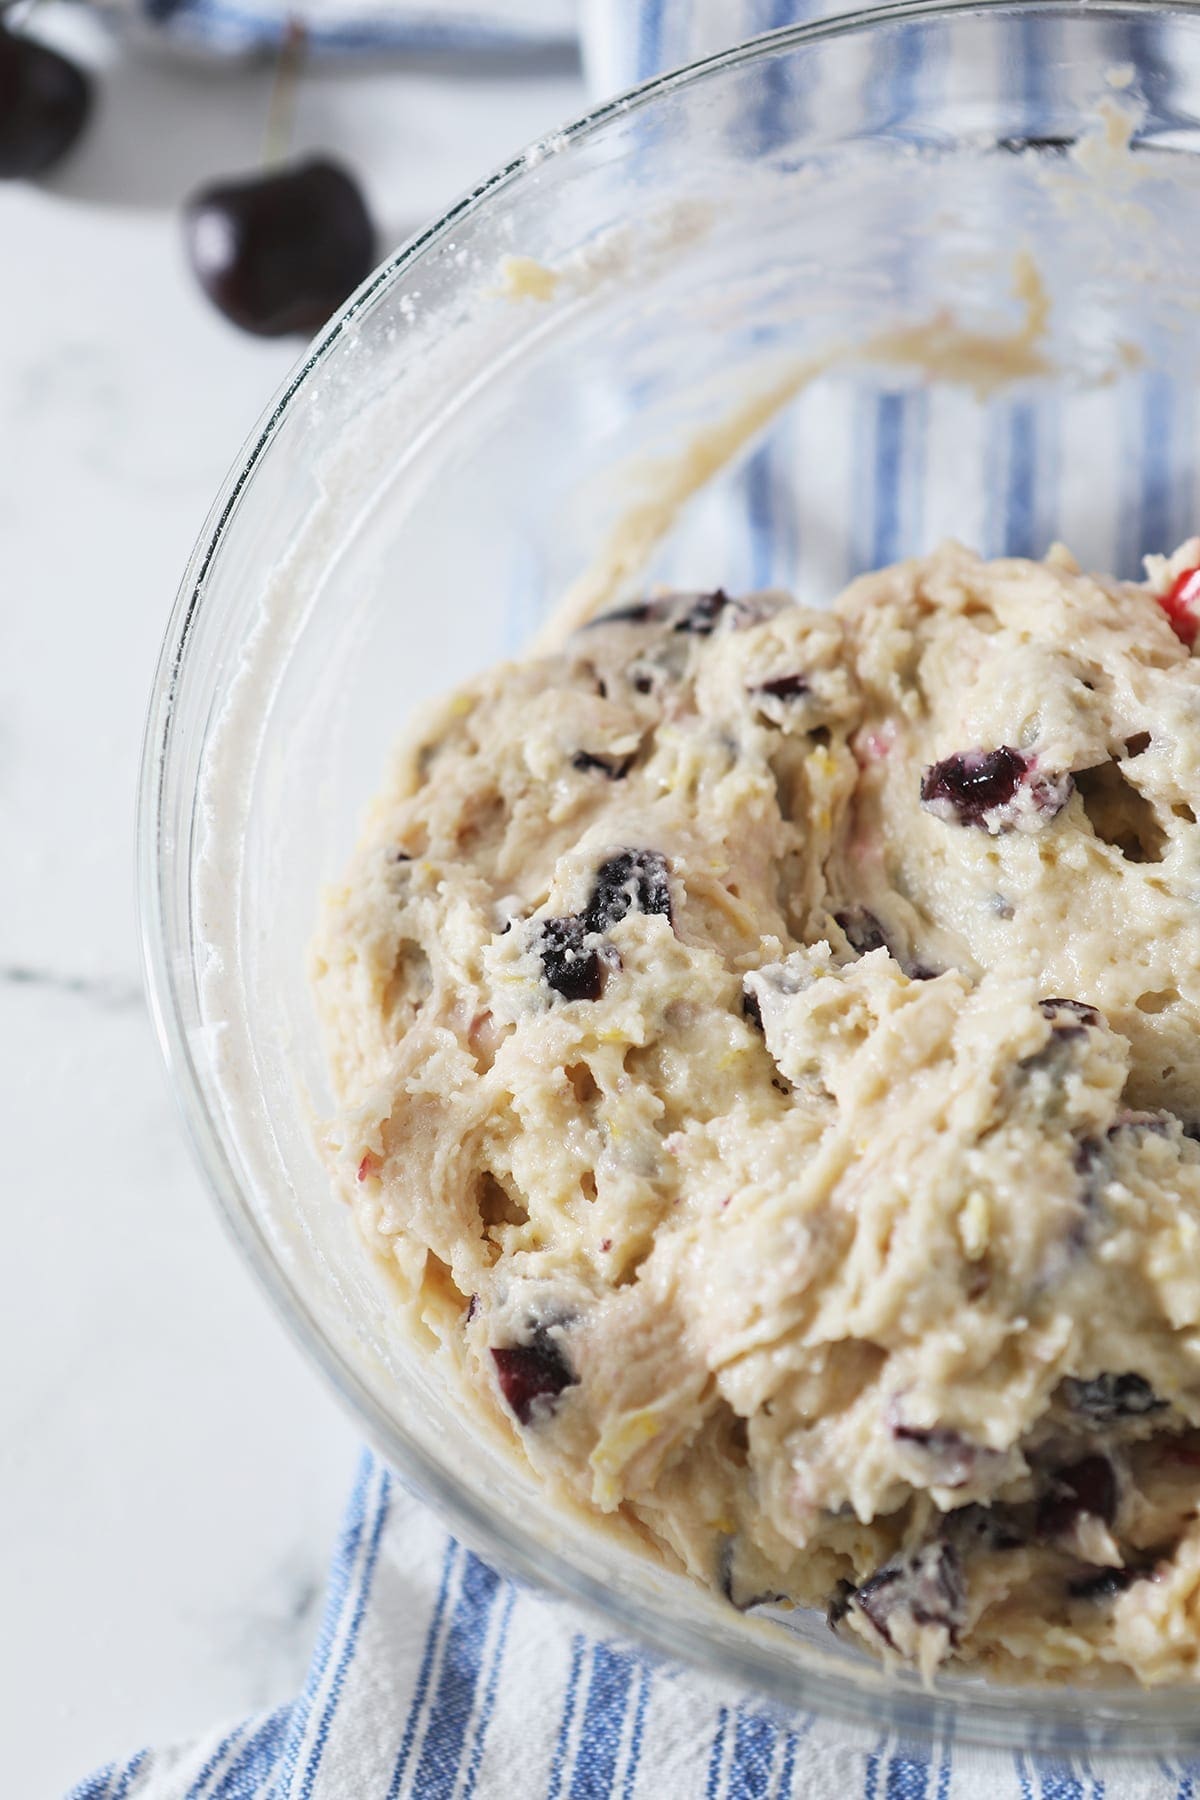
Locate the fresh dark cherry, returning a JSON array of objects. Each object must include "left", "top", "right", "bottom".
[
  {"left": 717, "top": 1538, "right": 787, "bottom": 1612},
  {"left": 539, "top": 916, "right": 603, "bottom": 1003},
  {"left": 0, "top": 22, "right": 91, "bottom": 179},
  {"left": 184, "top": 157, "right": 377, "bottom": 337},
  {"left": 1071, "top": 1130, "right": 1151, "bottom": 1225},
  {"left": 949, "top": 1504, "right": 1024, "bottom": 1554},
  {"left": 584, "top": 849, "right": 672, "bottom": 933},
  {"left": 1109, "top": 1109, "right": 1173, "bottom": 1139},
  {"left": 1062, "top": 1372, "right": 1165, "bottom": 1426},
  {"left": 1073, "top": 1136, "right": 1106, "bottom": 1188},
  {"left": 1158, "top": 567, "right": 1200, "bottom": 647},
  {"left": 1067, "top": 1566, "right": 1142, "bottom": 1602},
  {"left": 826, "top": 1578, "right": 856, "bottom": 1629},
  {"left": 753, "top": 673, "right": 811, "bottom": 701},
  {"left": 1039, "top": 997, "right": 1102, "bottom": 1032},
  {"left": 836, "top": 908, "right": 889, "bottom": 957},
  {"left": 540, "top": 850, "right": 671, "bottom": 1001},
  {"left": 585, "top": 590, "right": 747, "bottom": 637},
  {"left": 920, "top": 746, "right": 1030, "bottom": 825},
  {"left": 571, "top": 750, "right": 632, "bottom": 780},
  {"left": 850, "top": 1542, "right": 965, "bottom": 1651},
  {"left": 1037, "top": 1455, "right": 1117, "bottom": 1539},
  {"left": 892, "top": 1422, "right": 988, "bottom": 1489},
  {"left": 584, "top": 598, "right": 658, "bottom": 629},
  {"left": 1072, "top": 1130, "right": 1165, "bottom": 1225},
  {"left": 1075, "top": 1118, "right": 1175, "bottom": 1174},
  {"left": 671, "top": 590, "right": 738, "bottom": 636},
  {"left": 1022, "top": 1004, "right": 1102, "bottom": 1082},
  {"left": 844, "top": 1564, "right": 903, "bottom": 1643},
  {"left": 491, "top": 1325, "right": 576, "bottom": 1425}
]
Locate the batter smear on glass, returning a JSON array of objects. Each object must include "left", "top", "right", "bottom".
[{"left": 312, "top": 538, "right": 1200, "bottom": 1684}]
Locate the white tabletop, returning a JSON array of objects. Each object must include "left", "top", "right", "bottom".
[{"left": 0, "top": 18, "right": 584, "bottom": 1794}]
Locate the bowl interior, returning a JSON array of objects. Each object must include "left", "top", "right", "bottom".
[{"left": 146, "top": 0, "right": 1200, "bottom": 1751}]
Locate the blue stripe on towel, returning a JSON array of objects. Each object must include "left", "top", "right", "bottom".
[
  {"left": 295, "top": 1461, "right": 393, "bottom": 1798},
  {"left": 1137, "top": 371, "right": 1174, "bottom": 576},
  {"left": 139, "top": 0, "right": 575, "bottom": 57},
  {"left": 184, "top": 1725, "right": 247, "bottom": 1799},
  {"left": 730, "top": 1706, "right": 778, "bottom": 1800},
  {"left": 410, "top": 1551, "right": 503, "bottom": 1798},
  {"left": 1034, "top": 1762, "right": 1084, "bottom": 1800},
  {"left": 1016, "top": 4, "right": 1050, "bottom": 114},
  {"left": 745, "top": 0, "right": 799, "bottom": 157},
  {"left": 568, "top": 1643, "right": 636, "bottom": 1800},
  {"left": 388, "top": 1536, "right": 460, "bottom": 1799},
  {"left": 64, "top": 1767, "right": 118, "bottom": 1800},
  {"left": 705, "top": 1705, "right": 731, "bottom": 1800},
  {"left": 109, "top": 1751, "right": 151, "bottom": 1800},
  {"left": 744, "top": 446, "right": 776, "bottom": 590},
  {"left": 860, "top": 2, "right": 935, "bottom": 574},
  {"left": 637, "top": 0, "right": 665, "bottom": 81},
  {"left": 546, "top": 1633, "right": 587, "bottom": 1800},
  {"left": 732, "top": 0, "right": 806, "bottom": 591},
  {"left": 865, "top": 1743, "right": 883, "bottom": 1800},
  {"left": 885, "top": 1748, "right": 931, "bottom": 1800},
  {"left": 621, "top": 1662, "right": 652, "bottom": 1799},
  {"left": 871, "top": 392, "right": 905, "bottom": 570},
  {"left": 1000, "top": 0, "right": 1049, "bottom": 567},
  {"left": 777, "top": 1712, "right": 816, "bottom": 1796},
  {"left": 270, "top": 1449, "right": 375, "bottom": 1795},
  {"left": 1004, "top": 403, "right": 1037, "bottom": 559},
  {"left": 459, "top": 1580, "right": 516, "bottom": 1800},
  {"left": 864, "top": 1733, "right": 892, "bottom": 1800},
  {"left": 211, "top": 1706, "right": 291, "bottom": 1799},
  {"left": 867, "top": 15, "right": 924, "bottom": 133}
]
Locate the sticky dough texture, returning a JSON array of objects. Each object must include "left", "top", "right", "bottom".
[{"left": 312, "top": 540, "right": 1200, "bottom": 1685}]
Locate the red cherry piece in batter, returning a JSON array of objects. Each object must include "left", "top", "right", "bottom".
[{"left": 1159, "top": 567, "right": 1200, "bottom": 646}]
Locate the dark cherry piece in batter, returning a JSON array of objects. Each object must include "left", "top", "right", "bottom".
[{"left": 491, "top": 1327, "right": 576, "bottom": 1425}]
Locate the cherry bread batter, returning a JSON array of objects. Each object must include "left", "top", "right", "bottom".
[{"left": 312, "top": 539, "right": 1200, "bottom": 1683}]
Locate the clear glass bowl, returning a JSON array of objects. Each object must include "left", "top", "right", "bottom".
[{"left": 140, "top": 0, "right": 1200, "bottom": 1753}]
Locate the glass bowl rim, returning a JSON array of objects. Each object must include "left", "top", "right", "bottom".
[{"left": 138, "top": 0, "right": 1200, "bottom": 1750}]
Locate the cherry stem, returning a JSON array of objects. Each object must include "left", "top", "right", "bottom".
[{"left": 262, "top": 16, "right": 305, "bottom": 170}]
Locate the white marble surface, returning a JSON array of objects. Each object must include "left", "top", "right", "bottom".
[{"left": 0, "top": 20, "right": 584, "bottom": 1796}]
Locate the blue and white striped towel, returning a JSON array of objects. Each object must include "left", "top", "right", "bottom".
[
  {"left": 66, "top": 1450, "right": 1200, "bottom": 1800},
  {"left": 74, "top": 2, "right": 1200, "bottom": 1794},
  {"left": 102, "top": 0, "right": 576, "bottom": 61}
]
